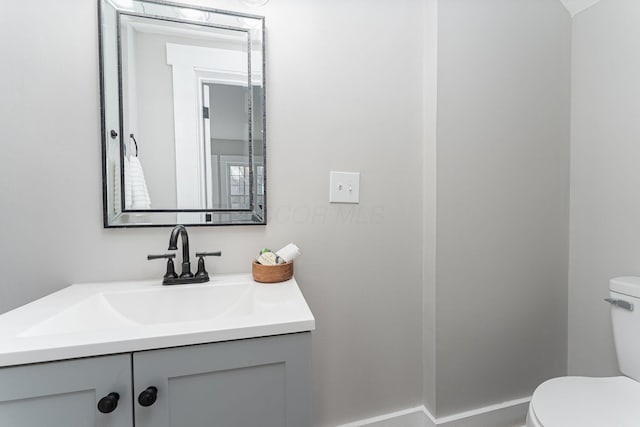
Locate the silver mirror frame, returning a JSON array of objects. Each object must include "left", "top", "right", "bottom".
[{"left": 98, "top": 0, "right": 266, "bottom": 228}]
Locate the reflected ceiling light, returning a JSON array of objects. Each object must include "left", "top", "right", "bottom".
[
  {"left": 236, "top": 16, "right": 262, "bottom": 29},
  {"left": 179, "top": 8, "right": 210, "bottom": 21},
  {"left": 110, "top": 0, "right": 136, "bottom": 9},
  {"left": 241, "top": 0, "right": 269, "bottom": 7}
]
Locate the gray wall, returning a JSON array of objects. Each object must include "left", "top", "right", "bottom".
[
  {"left": 131, "top": 31, "right": 178, "bottom": 209},
  {"left": 435, "top": 0, "right": 571, "bottom": 416},
  {"left": 209, "top": 84, "right": 248, "bottom": 142},
  {"left": 568, "top": 0, "right": 640, "bottom": 376},
  {"left": 0, "top": 1, "right": 423, "bottom": 426},
  {"left": 422, "top": 0, "right": 438, "bottom": 415}
]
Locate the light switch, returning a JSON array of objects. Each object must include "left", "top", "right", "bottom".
[{"left": 329, "top": 171, "right": 360, "bottom": 203}]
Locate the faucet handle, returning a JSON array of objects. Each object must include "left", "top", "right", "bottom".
[
  {"left": 147, "top": 253, "right": 178, "bottom": 280},
  {"left": 194, "top": 252, "right": 222, "bottom": 279},
  {"left": 147, "top": 253, "right": 176, "bottom": 260},
  {"left": 195, "top": 252, "right": 222, "bottom": 257}
]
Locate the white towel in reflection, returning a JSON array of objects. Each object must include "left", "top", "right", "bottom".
[{"left": 124, "top": 156, "right": 151, "bottom": 210}]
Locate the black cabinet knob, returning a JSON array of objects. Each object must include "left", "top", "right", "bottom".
[
  {"left": 97, "top": 392, "right": 120, "bottom": 414},
  {"left": 138, "top": 386, "right": 158, "bottom": 407}
]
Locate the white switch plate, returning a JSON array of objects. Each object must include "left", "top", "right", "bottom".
[{"left": 329, "top": 171, "right": 360, "bottom": 203}]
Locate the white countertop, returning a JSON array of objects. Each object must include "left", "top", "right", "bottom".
[{"left": 0, "top": 274, "right": 315, "bottom": 367}]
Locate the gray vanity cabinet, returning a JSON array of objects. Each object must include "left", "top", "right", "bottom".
[
  {"left": 133, "top": 332, "right": 312, "bottom": 427},
  {"left": 0, "top": 333, "right": 311, "bottom": 427},
  {"left": 0, "top": 354, "right": 132, "bottom": 427}
]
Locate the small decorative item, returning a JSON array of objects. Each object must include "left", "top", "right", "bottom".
[
  {"left": 252, "top": 260, "right": 294, "bottom": 283},
  {"left": 252, "top": 243, "right": 299, "bottom": 283}
]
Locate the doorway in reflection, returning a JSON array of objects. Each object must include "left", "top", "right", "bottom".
[{"left": 201, "top": 82, "right": 251, "bottom": 210}]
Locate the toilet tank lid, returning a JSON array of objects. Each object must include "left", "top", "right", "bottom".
[{"left": 610, "top": 277, "right": 640, "bottom": 297}]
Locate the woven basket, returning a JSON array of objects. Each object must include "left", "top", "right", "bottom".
[{"left": 252, "top": 260, "right": 294, "bottom": 283}]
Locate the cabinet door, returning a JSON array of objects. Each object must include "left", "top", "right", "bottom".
[
  {"left": 133, "top": 332, "right": 311, "bottom": 427},
  {"left": 0, "top": 354, "right": 132, "bottom": 427}
]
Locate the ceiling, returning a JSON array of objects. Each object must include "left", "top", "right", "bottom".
[{"left": 559, "top": 0, "right": 603, "bottom": 16}]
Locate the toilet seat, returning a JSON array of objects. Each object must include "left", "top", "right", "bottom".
[{"left": 528, "top": 376, "right": 640, "bottom": 427}]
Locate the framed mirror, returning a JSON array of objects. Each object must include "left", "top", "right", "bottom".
[{"left": 99, "top": 0, "right": 266, "bottom": 227}]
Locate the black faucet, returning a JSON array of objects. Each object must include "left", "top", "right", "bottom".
[
  {"left": 169, "top": 225, "right": 193, "bottom": 278},
  {"left": 148, "top": 225, "right": 222, "bottom": 286}
]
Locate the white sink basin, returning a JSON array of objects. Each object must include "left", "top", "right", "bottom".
[
  {"left": 20, "top": 282, "right": 255, "bottom": 337},
  {"left": 0, "top": 274, "right": 315, "bottom": 367},
  {"left": 19, "top": 294, "right": 134, "bottom": 337},
  {"left": 103, "top": 282, "right": 253, "bottom": 325}
]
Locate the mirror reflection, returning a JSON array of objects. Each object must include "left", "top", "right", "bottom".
[{"left": 100, "top": 0, "right": 265, "bottom": 227}]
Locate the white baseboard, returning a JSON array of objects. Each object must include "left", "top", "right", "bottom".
[
  {"left": 335, "top": 406, "right": 429, "bottom": 427},
  {"left": 436, "top": 396, "right": 530, "bottom": 427},
  {"left": 335, "top": 396, "right": 530, "bottom": 427}
]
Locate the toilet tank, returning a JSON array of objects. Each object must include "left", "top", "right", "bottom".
[{"left": 609, "top": 277, "right": 640, "bottom": 381}]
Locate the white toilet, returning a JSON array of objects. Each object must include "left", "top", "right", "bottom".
[{"left": 526, "top": 277, "right": 640, "bottom": 426}]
